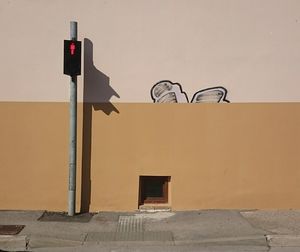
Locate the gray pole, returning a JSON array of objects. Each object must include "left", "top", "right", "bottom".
[{"left": 68, "top": 21, "right": 78, "bottom": 216}]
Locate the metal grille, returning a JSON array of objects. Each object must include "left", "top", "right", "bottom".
[{"left": 117, "top": 216, "right": 144, "bottom": 233}]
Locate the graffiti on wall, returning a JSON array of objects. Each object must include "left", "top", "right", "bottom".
[{"left": 151, "top": 80, "right": 230, "bottom": 103}]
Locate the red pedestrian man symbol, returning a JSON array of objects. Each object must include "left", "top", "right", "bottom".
[{"left": 70, "top": 43, "right": 76, "bottom": 55}]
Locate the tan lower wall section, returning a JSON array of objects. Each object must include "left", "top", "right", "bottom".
[{"left": 1, "top": 102, "right": 300, "bottom": 211}]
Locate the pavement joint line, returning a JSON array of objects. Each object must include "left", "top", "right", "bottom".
[{"left": 21, "top": 233, "right": 300, "bottom": 247}]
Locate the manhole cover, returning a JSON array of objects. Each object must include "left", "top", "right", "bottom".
[
  {"left": 0, "top": 225, "right": 25, "bottom": 235},
  {"left": 38, "top": 211, "right": 95, "bottom": 223}
]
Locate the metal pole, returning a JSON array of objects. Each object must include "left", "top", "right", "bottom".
[{"left": 68, "top": 21, "right": 78, "bottom": 216}]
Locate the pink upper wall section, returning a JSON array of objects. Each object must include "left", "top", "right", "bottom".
[{"left": 1, "top": 0, "right": 300, "bottom": 102}]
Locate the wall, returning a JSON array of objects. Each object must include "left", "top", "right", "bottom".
[
  {"left": 1, "top": 102, "right": 300, "bottom": 211},
  {"left": 1, "top": 0, "right": 300, "bottom": 103},
  {"left": 1, "top": 0, "right": 300, "bottom": 211}
]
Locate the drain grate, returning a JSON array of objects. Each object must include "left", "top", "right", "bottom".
[
  {"left": 0, "top": 225, "right": 25, "bottom": 235},
  {"left": 117, "top": 216, "right": 144, "bottom": 233}
]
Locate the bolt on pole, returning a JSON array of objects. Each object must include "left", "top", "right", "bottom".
[{"left": 68, "top": 21, "right": 78, "bottom": 216}]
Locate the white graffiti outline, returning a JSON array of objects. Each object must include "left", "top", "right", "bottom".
[{"left": 151, "top": 80, "right": 229, "bottom": 103}]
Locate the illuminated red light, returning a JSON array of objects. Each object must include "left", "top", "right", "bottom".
[{"left": 70, "top": 43, "right": 76, "bottom": 55}]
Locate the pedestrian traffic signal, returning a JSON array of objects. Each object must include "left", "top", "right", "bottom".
[{"left": 64, "top": 40, "right": 81, "bottom": 76}]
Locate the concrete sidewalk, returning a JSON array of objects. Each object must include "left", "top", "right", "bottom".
[{"left": 1, "top": 210, "right": 300, "bottom": 251}]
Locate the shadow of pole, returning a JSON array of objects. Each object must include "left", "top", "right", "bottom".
[
  {"left": 80, "top": 38, "right": 120, "bottom": 213},
  {"left": 80, "top": 102, "right": 92, "bottom": 213}
]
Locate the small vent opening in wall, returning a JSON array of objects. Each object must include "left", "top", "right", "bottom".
[{"left": 139, "top": 176, "right": 170, "bottom": 206}]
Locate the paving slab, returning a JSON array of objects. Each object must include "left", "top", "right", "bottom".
[
  {"left": 266, "top": 234, "right": 300, "bottom": 247},
  {"left": 143, "top": 231, "right": 173, "bottom": 241},
  {"left": 28, "top": 234, "right": 83, "bottom": 249},
  {"left": 0, "top": 210, "right": 44, "bottom": 225},
  {"left": 20, "top": 214, "right": 117, "bottom": 239},
  {"left": 0, "top": 235, "right": 27, "bottom": 251},
  {"left": 241, "top": 210, "right": 300, "bottom": 235},
  {"left": 144, "top": 210, "right": 266, "bottom": 241}
]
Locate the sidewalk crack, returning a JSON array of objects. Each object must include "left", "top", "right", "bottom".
[
  {"left": 25, "top": 235, "right": 30, "bottom": 251},
  {"left": 81, "top": 233, "right": 88, "bottom": 245}
]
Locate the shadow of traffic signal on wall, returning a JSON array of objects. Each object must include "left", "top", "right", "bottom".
[{"left": 80, "top": 38, "right": 120, "bottom": 213}]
